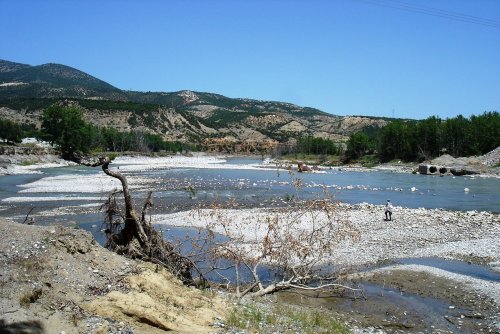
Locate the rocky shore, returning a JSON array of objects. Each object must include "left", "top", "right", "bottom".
[
  {"left": 154, "top": 203, "right": 500, "bottom": 271},
  {"left": 0, "top": 145, "right": 74, "bottom": 175}
]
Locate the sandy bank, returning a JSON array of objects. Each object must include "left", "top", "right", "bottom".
[
  {"left": 0, "top": 155, "right": 75, "bottom": 175},
  {"left": 0, "top": 153, "right": 275, "bottom": 177},
  {"left": 0, "top": 218, "right": 227, "bottom": 333}
]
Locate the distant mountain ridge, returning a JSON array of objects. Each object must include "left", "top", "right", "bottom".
[
  {"left": 0, "top": 59, "right": 124, "bottom": 100},
  {"left": 0, "top": 59, "right": 389, "bottom": 148}
]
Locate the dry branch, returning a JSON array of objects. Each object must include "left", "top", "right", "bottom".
[
  {"left": 73, "top": 153, "right": 194, "bottom": 284},
  {"left": 185, "top": 188, "right": 362, "bottom": 299}
]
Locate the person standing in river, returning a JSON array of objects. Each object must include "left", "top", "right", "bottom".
[{"left": 385, "top": 199, "right": 393, "bottom": 221}]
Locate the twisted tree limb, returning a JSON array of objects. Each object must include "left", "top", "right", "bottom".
[{"left": 72, "top": 153, "right": 194, "bottom": 283}]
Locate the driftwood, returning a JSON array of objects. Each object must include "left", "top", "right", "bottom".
[
  {"left": 22, "top": 207, "right": 35, "bottom": 225},
  {"left": 75, "top": 154, "right": 193, "bottom": 283},
  {"left": 297, "top": 162, "right": 320, "bottom": 172}
]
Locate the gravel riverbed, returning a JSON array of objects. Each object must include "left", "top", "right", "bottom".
[{"left": 154, "top": 203, "right": 500, "bottom": 271}]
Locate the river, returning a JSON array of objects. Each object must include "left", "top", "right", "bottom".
[{"left": 1, "top": 156, "right": 499, "bottom": 223}]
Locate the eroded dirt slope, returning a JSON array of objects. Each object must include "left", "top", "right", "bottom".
[{"left": 0, "top": 219, "right": 227, "bottom": 333}]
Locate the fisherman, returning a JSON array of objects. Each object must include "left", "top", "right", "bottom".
[{"left": 385, "top": 199, "right": 393, "bottom": 221}]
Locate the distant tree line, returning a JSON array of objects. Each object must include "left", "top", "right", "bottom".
[
  {"left": 0, "top": 118, "right": 40, "bottom": 143},
  {"left": 345, "top": 111, "right": 500, "bottom": 162},
  {"left": 3, "top": 103, "right": 498, "bottom": 163},
  {"left": 1, "top": 105, "right": 194, "bottom": 158},
  {"left": 40, "top": 105, "right": 195, "bottom": 158},
  {"left": 296, "top": 136, "right": 339, "bottom": 155}
]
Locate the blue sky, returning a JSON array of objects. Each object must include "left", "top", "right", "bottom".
[{"left": 1, "top": 0, "right": 499, "bottom": 119}]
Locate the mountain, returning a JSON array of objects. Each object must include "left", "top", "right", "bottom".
[
  {"left": 0, "top": 59, "right": 389, "bottom": 148},
  {"left": 0, "top": 59, "right": 125, "bottom": 100}
]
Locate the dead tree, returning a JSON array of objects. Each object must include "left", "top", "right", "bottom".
[
  {"left": 187, "top": 189, "right": 362, "bottom": 299},
  {"left": 76, "top": 154, "right": 193, "bottom": 283}
]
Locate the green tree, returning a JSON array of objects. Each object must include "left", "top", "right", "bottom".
[
  {"left": 415, "top": 116, "right": 443, "bottom": 161},
  {"left": 0, "top": 118, "right": 23, "bottom": 143},
  {"left": 297, "top": 136, "right": 337, "bottom": 155},
  {"left": 41, "top": 105, "right": 89, "bottom": 158},
  {"left": 378, "top": 121, "right": 416, "bottom": 162},
  {"left": 346, "top": 132, "right": 372, "bottom": 161},
  {"left": 442, "top": 115, "right": 470, "bottom": 157},
  {"left": 469, "top": 111, "right": 500, "bottom": 155}
]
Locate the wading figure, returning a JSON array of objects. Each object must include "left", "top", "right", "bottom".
[{"left": 385, "top": 199, "right": 393, "bottom": 221}]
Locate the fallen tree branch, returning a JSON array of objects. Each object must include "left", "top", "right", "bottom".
[
  {"left": 72, "top": 153, "right": 194, "bottom": 284},
  {"left": 22, "top": 207, "right": 35, "bottom": 224}
]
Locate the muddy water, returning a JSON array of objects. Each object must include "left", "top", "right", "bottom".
[
  {"left": 277, "top": 286, "right": 458, "bottom": 333},
  {"left": 397, "top": 257, "right": 500, "bottom": 282}
]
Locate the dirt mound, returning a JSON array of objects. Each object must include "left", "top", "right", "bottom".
[
  {"left": 428, "top": 148, "right": 500, "bottom": 176},
  {"left": 430, "top": 154, "right": 481, "bottom": 167},
  {"left": 0, "top": 219, "right": 227, "bottom": 333},
  {"left": 430, "top": 147, "right": 500, "bottom": 168},
  {"left": 87, "top": 268, "right": 224, "bottom": 333},
  {"left": 479, "top": 146, "right": 500, "bottom": 166}
]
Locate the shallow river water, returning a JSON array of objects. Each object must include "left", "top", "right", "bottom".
[{"left": 1, "top": 157, "right": 499, "bottom": 220}]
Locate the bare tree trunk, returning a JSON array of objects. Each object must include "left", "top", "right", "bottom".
[
  {"left": 73, "top": 153, "right": 194, "bottom": 283},
  {"left": 99, "top": 156, "right": 148, "bottom": 246}
]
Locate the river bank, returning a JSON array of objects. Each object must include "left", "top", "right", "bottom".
[
  {"left": 1, "top": 147, "right": 499, "bottom": 177},
  {"left": 153, "top": 203, "right": 500, "bottom": 271},
  {"left": 0, "top": 152, "right": 75, "bottom": 176},
  {"left": 0, "top": 218, "right": 229, "bottom": 334}
]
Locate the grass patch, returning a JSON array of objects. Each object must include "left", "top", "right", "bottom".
[
  {"left": 20, "top": 159, "right": 40, "bottom": 166},
  {"left": 226, "top": 302, "right": 350, "bottom": 334},
  {"left": 19, "top": 288, "right": 42, "bottom": 308},
  {"left": 279, "top": 153, "right": 342, "bottom": 166},
  {"left": 226, "top": 303, "right": 276, "bottom": 331},
  {"left": 359, "top": 154, "right": 379, "bottom": 168}
]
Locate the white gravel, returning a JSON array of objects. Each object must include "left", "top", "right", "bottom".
[
  {"left": 112, "top": 155, "right": 274, "bottom": 172},
  {"left": 0, "top": 154, "right": 275, "bottom": 176},
  {"left": 12, "top": 173, "right": 153, "bottom": 194},
  {"left": 1, "top": 196, "right": 103, "bottom": 203},
  {"left": 153, "top": 203, "right": 500, "bottom": 270}
]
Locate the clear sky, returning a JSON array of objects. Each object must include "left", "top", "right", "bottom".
[{"left": 1, "top": 0, "right": 499, "bottom": 119}]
